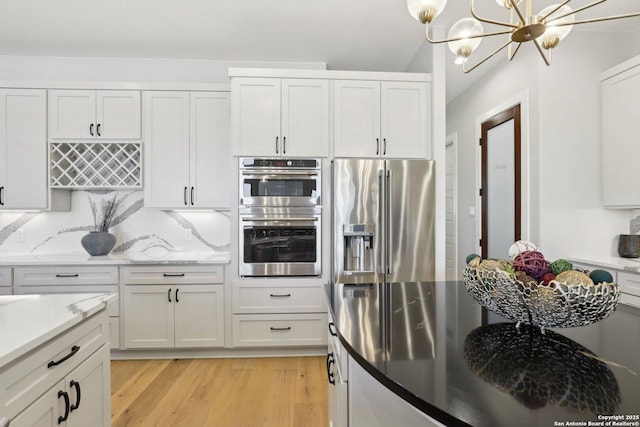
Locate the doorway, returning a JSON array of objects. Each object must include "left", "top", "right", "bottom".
[
  {"left": 445, "top": 134, "right": 458, "bottom": 280},
  {"left": 480, "top": 105, "right": 521, "bottom": 259}
]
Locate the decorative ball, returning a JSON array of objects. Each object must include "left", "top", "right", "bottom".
[
  {"left": 499, "top": 259, "right": 515, "bottom": 275},
  {"left": 549, "top": 259, "right": 573, "bottom": 275},
  {"left": 479, "top": 259, "right": 503, "bottom": 271},
  {"left": 589, "top": 269, "right": 613, "bottom": 285},
  {"left": 513, "top": 251, "right": 549, "bottom": 280},
  {"left": 556, "top": 270, "right": 594, "bottom": 286},
  {"left": 517, "top": 274, "right": 539, "bottom": 287},
  {"left": 508, "top": 240, "right": 539, "bottom": 260},
  {"left": 466, "top": 253, "right": 481, "bottom": 264},
  {"left": 541, "top": 272, "right": 556, "bottom": 286}
]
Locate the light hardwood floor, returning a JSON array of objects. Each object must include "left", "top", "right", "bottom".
[{"left": 111, "top": 357, "right": 329, "bottom": 427}]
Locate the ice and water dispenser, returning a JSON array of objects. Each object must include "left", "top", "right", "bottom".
[{"left": 343, "top": 224, "right": 375, "bottom": 274}]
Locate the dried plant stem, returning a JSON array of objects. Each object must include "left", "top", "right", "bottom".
[{"left": 89, "top": 194, "right": 123, "bottom": 232}]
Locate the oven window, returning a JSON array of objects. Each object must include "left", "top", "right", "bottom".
[
  {"left": 243, "top": 226, "right": 317, "bottom": 263},
  {"left": 243, "top": 178, "right": 317, "bottom": 198}
]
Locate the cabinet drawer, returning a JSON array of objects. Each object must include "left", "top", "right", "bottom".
[
  {"left": 0, "top": 267, "right": 11, "bottom": 286},
  {"left": 14, "top": 266, "right": 118, "bottom": 286},
  {"left": 617, "top": 271, "right": 640, "bottom": 297},
  {"left": 0, "top": 313, "right": 109, "bottom": 420},
  {"left": 121, "top": 265, "right": 223, "bottom": 284},
  {"left": 620, "top": 292, "right": 640, "bottom": 308},
  {"left": 232, "top": 313, "right": 328, "bottom": 347},
  {"left": 233, "top": 285, "right": 325, "bottom": 313}
]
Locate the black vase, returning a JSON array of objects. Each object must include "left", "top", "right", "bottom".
[
  {"left": 618, "top": 234, "right": 640, "bottom": 258},
  {"left": 81, "top": 231, "right": 116, "bottom": 256}
]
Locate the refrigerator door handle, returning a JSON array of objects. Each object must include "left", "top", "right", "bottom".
[
  {"left": 386, "top": 169, "right": 393, "bottom": 275},
  {"left": 378, "top": 169, "right": 385, "bottom": 275}
]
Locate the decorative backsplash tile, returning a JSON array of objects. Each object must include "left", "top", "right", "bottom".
[
  {"left": 0, "top": 190, "right": 230, "bottom": 257},
  {"left": 630, "top": 210, "right": 640, "bottom": 235}
]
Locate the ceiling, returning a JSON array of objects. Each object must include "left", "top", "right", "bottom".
[{"left": 1, "top": 0, "right": 639, "bottom": 102}]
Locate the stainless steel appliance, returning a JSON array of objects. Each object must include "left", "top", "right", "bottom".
[
  {"left": 332, "top": 158, "right": 435, "bottom": 283},
  {"left": 238, "top": 157, "right": 321, "bottom": 207},
  {"left": 238, "top": 157, "right": 323, "bottom": 277}
]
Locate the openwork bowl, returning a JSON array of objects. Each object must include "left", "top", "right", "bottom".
[{"left": 462, "top": 266, "right": 620, "bottom": 328}]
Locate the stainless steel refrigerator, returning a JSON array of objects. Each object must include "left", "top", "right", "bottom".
[{"left": 332, "top": 158, "right": 435, "bottom": 284}]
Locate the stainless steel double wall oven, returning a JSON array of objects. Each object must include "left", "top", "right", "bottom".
[{"left": 238, "top": 158, "right": 322, "bottom": 277}]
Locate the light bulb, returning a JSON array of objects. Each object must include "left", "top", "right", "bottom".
[
  {"left": 540, "top": 4, "right": 575, "bottom": 49},
  {"left": 447, "top": 18, "right": 483, "bottom": 62},
  {"left": 407, "top": 0, "right": 448, "bottom": 24}
]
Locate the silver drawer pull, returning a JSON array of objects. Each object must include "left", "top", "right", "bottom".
[
  {"left": 270, "top": 293, "right": 292, "bottom": 298},
  {"left": 270, "top": 326, "right": 292, "bottom": 331},
  {"left": 55, "top": 274, "right": 79, "bottom": 278},
  {"left": 163, "top": 273, "right": 185, "bottom": 277}
]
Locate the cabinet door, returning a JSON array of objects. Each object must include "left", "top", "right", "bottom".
[
  {"left": 602, "top": 66, "right": 640, "bottom": 207},
  {"left": 66, "top": 345, "right": 111, "bottom": 427},
  {"left": 96, "top": 90, "right": 141, "bottom": 140},
  {"left": 123, "top": 285, "right": 174, "bottom": 348},
  {"left": 381, "top": 81, "right": 429, "bottom": 159},
  {"left": 0, "top": 89, "right": 48, "bottom": 210},
  {"left": 231, "top": 78, "right": 281, "bottom": 156},
  {"left": 9, "top": 380, "right": 66, "bottom": 427},
  {"left": 143, "top": 91, "right": 190, "bottom": 208},
  {"left": 190, "top": 92, "right": 231, "bottom": 208},
  {"left": 334, "top": 80, "right": 381, "bottom": 158},
  {"left": 174, "top": 285, "right": 224, "bottom": 348},
  {"left": 48, "top": 90, "right": 96, "bottom": 139},
  {"left": 281, "top": 79, "right": 330, "bottom": 157}
]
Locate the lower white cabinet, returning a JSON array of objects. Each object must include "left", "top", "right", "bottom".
[
  {"left": 11, "top": 345, "right": 111, "bottom": 427},
  {"left": 121, "top": 266, "right": 225, "bottom": 349},
  {"left": 571, "top": 260, "right": 640, "bottom": 308},
  {"left": 0, "top": 267, "right": 10, "bottom": 295},
  {"left": 328, "top": 317, "right": 348, "bottom": 427}
]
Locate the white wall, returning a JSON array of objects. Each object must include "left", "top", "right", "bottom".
[
  {"left": 0, "top": 55, "right": 326, "bottom": 83},
  {"left": 447, "top": 31, "right": 633, "bottom": 268}
]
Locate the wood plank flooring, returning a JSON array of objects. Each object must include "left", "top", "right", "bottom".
[{"left": 111, "top": 357, "right": 329, "bottom": 427}]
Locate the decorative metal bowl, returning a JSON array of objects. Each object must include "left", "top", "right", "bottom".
[{"left": 462, "top": 266, "right": 620, "bottom": 329}]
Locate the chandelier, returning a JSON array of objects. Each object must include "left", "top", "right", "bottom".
[{"left": 407, "top": 0, "right": 640, "bottom": 73}]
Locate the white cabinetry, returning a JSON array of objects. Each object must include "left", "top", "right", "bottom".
[
  {"left": 143, "top": 91, "right": 231, "bottom": 209},
  {"left": 348, "top": 358, "right": 444, "bottom": 427},
  {"left": 231, "top": 78, "right": 330, "bottom": 157},
  {"left": 48, "top": 90, "right": 141, "bottom": 140},
  {"left": 0, "top": 89, "right": 48, "bottom": 210},
  {"left": 232, "top": 282, "right": 327, "bottom": 347},
  {"left": 122, "top": 266, "right": 225, "bottom": 349},
  {"left": 0, "top": 312, "right": 111, "bottom": 427},
  {"left": 0, "top": 267, "right": 11, "bottom": 296},
  {"left": 571, "top": 260, "right": 639, "bottom": 308},
  {"left": 334, "top": 80, "right": 430, "bottom": 159},
  {"left": 13, "top": 266, "right": 121, "bottom": 349},
  {"left": 327, "top": 317, "right": 348, "bottom": 427},
  {"left": 601, "top": 58, "right": 640, "bottom": 207}
]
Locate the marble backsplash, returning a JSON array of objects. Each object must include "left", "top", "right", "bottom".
[
  {"left": 0, "top": 190, "right": 230, "bottom": 257},
  {"left": 630, "top": 210, "right": 640, "bottom": 234}
]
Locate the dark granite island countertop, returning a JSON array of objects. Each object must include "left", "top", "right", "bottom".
[{"left": 329, "top": 281, "right": 640, "bottom": 427}]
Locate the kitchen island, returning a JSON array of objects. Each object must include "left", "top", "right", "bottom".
[
  {"left": 0, "top": 293, "right": 115, "bottom": 426},
  {"left": 329, "top": 281, "right": 640, "bottom": 427}
]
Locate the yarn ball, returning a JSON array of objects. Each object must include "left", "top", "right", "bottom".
[
  {"left": 589, "top": 269, "right": 613, "bottom": 284},
  {"left": 549, "top": 259, "right": 573, "bottom": 275},
  {"left": 513, "top": 251, "right": 549, "bottom": 280},
  {"left": 556, "top": 270, "right": 594, "bottom": 286},
  {"left": 508, "top": 240, "right": 539, "bottom": 260},
  {"left": 541, "top": 272, "right": 556, "bottom": 286},
  {"left": 466, "top": 253, "right": 481, "bottom": 264}
]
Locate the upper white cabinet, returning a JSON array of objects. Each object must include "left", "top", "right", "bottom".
[
  {"left": 143, "top": 91, "right": 231, "bottom": 209},
  {"left": 334, "top": 80, "right": 430, "bottom": 159},
  {"left": 0, "top": 88, "right": 48, "bottom": 210},
  {"left": 231, "top": 78, "right": 330, "bottom": 157},
  {"left": 48, "top": 90, "right": 141, "bottom": 140},
  {"left": 601, "top": 59, "right": 640, "bottom": 207}
]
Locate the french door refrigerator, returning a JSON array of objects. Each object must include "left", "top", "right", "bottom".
[{"left": 332, "top": 158, "right": 435, "bottom": 284}]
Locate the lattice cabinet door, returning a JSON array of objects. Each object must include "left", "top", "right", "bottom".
[{"left": 50, "top": 142, "right": 142, "bottom": 188}]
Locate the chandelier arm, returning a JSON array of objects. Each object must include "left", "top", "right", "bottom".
[
  {"left": 545, "top": 0, "right": 606, "bottom": 22},
  {"left": 532, "top": 39, "right": 551, "bottom": 66},
  {"left": 508, "top": 43, "right": 522, "bottom": 61},
  {"left": 471, "top": 0, "right": 519, "bottom": 29},
  {"left": 424, "top": 24, "right": 512, "bottom": 44},
  {"left": 462, "top": 39, "right": 514, "bottom": 74},
  {"left": 539, "top": 0, "right": 573, "bottom": 21},
  {"left": 507, "top": 0, "right": 527, "bottom": 26},
  {"left": 550, "top": 11, "right": 640, "bottom": 27}
]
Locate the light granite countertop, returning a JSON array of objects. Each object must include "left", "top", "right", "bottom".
[
  {"left": 0, "top": 293, "right": 116, "bottom": 369},
  {"left": 569, "top": 256, "right": 640, "bottom": 273},
  {"left": 0, "top": 251, "right": 230, "bottom": 266}
]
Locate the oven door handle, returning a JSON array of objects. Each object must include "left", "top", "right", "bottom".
[
  {"left": 242, "top": 217, "right": 319, "bottom": 223},
  {"left": 241, "top": 171, "right": 319, "bottom": 178}
]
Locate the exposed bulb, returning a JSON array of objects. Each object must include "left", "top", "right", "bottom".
[
  {"left": 407, "top": 0, "right": 448, "bottom": 24},
  {"left": 540, "top": 4, "right": 575, "bottom": 49},
  {"left": 447, "top": 18, "right": 483, "bottom": 63}
]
